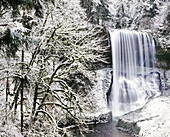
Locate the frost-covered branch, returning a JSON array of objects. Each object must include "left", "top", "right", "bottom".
[{"left": 0, "top": 0, "right": 108, "bottom": 136}]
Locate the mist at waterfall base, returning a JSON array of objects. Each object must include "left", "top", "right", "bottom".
[{"left": 108, "top": 30, "right": 161, "bottom": 117}]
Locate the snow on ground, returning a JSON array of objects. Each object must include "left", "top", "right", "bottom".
[{"left": 117, "top": 96, "right": 170, "bottom": 137}]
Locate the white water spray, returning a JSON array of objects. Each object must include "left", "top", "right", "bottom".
[{"left": 108, "top": 30, "right": 160, "bottom": 117}]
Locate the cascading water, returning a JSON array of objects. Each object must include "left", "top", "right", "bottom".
[{"left": 108, "top": 30, "right": 161, "bottom": 117}]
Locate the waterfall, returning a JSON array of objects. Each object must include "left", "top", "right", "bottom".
[{"left": 108, "top": 30, "right": 160, "bottom": 117}]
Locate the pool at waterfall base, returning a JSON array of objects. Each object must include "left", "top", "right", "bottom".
[{"left": 85, "top": 120, "right": 132, "bottom": 137}]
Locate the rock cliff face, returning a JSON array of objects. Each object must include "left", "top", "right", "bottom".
[
  {"left": 83, "top": 68, "right": 113, "bottom": 124},
  {"left": 81, "top": 0, "right": 170, "bottom": 51}
]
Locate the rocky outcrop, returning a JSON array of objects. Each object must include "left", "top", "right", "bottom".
[
  {"left": 163, "top": 70, "right": 170, "bottom": 96},
  {"left": 117, "top": 96, "right": 170, "bottom": 137},
  {"left": 83, "top": 68, "right": 113, "bottom": 124},
  {"left": 84, "top": 107, "right": 112, "bottom": 124},
  {"left": 156, "top": 47, "right": 170, "bottom": 70}
]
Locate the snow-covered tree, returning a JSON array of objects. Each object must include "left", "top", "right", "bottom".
[{"left": 0, "top": 0, "right": 108, "bottom": 136}]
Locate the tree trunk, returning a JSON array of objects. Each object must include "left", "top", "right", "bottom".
[
  {"left": 21, "top": 50, "right": 24, "bottom": 133},
  {"left": 6, "top": 72, "right": 9, "bottom": 122},
  {"left": 32, "top": 83, "right": 38, "bottom": 117}
]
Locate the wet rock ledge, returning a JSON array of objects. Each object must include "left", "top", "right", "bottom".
[{"left": 116, "top": 96, "right": 170, "bottom": 137}]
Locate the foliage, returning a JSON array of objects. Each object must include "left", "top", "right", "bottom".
[
  {"left": 0, "top": 0, "right": 108, "bottom": 136},
  {"left": 0, "top": 0, "right": 45, "bottom": 17},
  {"left": 0, "top": 28, "right": 21, "bottom": 58}
]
